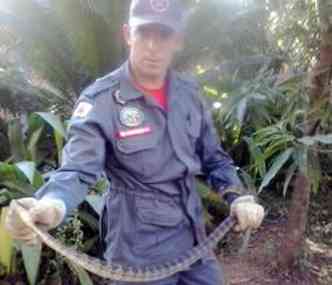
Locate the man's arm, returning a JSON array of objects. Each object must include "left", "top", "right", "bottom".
[
  {"left": 196, "top": 94, "right": 244, "bottom": 205},
  {"left": 34, "top": 92, "right": 107, "bottom": 216},
  {"left": 195, "top": 88, "right": 264, "bottom": 231},
  {"left": 5, "top": 89, "right": 108, "bottom": 245}
]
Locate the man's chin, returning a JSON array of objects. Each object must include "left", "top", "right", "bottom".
[{"left": 141, "top": 68, "right": 166, "bottom": 80}]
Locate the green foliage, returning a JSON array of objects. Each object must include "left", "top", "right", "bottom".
[
  {"left": 0, "top": 111, "right": 66, "bottom": 283},
  {"left": 20, "top": 242, "right": 42, "bottom": 285},
  {"left": 0, "top": 207, "right": 14, "bottom": 276},
  {"left": 0, "top": 65, "right": 50, "bottom": 114},
  {"left": 201, "top": 53, "right": 332, "bottom": 197},
  {"left": 258, "top": 147, "right": 294, "bottom": 193},
  {"left": 66, "top": 260, "right": 94, "bottom": 285},
  {"left": 267, "top": 0, "right": 320, "bottom": 69},
  {"left": 40, "top": 213, "right": 93, "bottom": 285},
  {"left": 0, "top": 112, "right": 66, "bottom": 206},
  {"left": 0, "top": 0, "right": 129, "bottom": 115},
  {"left": 0, "top": 111, "right": 103, "bottom": 284},
  {"left": 0, "top": 162, "right": 36, "bottom": 200},
  {"left": 179, "top": 0, "right": 269, "bottom": 69},
  {"left": 246, "top": 122, "right": 332, "bottom": 195},
  {"left": 15, "top": 161, "right": 44, "bottom": 189}
]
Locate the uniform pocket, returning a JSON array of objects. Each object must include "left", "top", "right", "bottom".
[
  {"left": 133, "top": 196, "right": 184, "bottom": 254},
  {"left": 114, "top": 133, "right": 159, "bottom": 177},
  {"left": 135, "top": 196, "right": 183, "bottom": 227}
]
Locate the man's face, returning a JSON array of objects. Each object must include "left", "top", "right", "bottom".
[{"left": 123, "top": 23, "right": 183, "bottom": 81}]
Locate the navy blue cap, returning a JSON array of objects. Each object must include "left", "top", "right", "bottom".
[{"left": 129, "top": 0, "right": 186, "bottom": 32}]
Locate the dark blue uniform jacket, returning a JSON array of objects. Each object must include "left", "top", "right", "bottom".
[{"left": 35, "top": 61, "right": 243, "bottom": 266}]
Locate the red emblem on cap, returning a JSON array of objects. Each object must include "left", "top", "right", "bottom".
[{"left": 150, "top": 0, "right": 169, "bottom": 13}]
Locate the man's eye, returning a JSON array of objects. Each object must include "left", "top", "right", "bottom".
[{"left": 136, "top": 27, "right": 148, "bottom": 37}]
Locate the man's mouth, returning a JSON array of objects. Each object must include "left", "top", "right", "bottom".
[{"left": 144, "top": 59, "right": 161, "bottom": 65}]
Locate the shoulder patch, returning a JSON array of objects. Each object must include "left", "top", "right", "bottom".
[{"left": 73, "top": 101, "right": 93, "bottom": 118}]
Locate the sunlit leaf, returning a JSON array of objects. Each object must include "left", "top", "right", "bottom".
[
  {"left": 244, "top": 136, "right": 266, "bottom": 177},
  {"left": 283, "top": 163, "right": 297, "bottom": 197},
  {"left": 66, "top": 259, "right": 94, "bottom": 285},
  {"left": 27, "top": 126, "right": 44, "bottom": 162},
  {"left": 15, "top": 161, "right": 44, "bottom": 189},
  {"left": 15, "top": 161, "right": 35, "bottom": 185},
  {"left": 54, "top": 130, "right": 64, "bottom": 165},
  {"left": 85, "top": 195, "right": 104, "bottom": 216},
  {"left": 0, "top": 207, "right": 14, "bottom": 275},
  {"left": 20, "top": 242, "right": 42, "bottom": 285},
  {"left": 8, "top": 118, "right": 27, "bottom": 162},
  {"left": 298, "top": 134, "right": 332, "bottom": 146},
  {"left": 35, "top": 112, "right": 66, "bottom": 138},
  {"left": 258, "top": 147, "right": 294, "bottom": 193}
]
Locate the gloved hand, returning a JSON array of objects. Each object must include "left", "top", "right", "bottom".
[
  {"left": 230, "top": 195, "right": 264, "bottom": 232},
  {"left": 5, "top": 197, "right": 66, "bottom": 246}
]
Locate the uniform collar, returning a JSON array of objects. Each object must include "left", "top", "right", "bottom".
[
  {"left": 167, "top": 68, "right": 180, "bottom": 107},
  {"left": 119, "top": 61, "right": 144, "bottom": 101}
]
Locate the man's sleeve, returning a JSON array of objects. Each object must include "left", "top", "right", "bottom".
[
  {"left": 34, "top": 94, "right": 106, "bottom": 215},
  {"left": 196, "top": 93, "right": 245, "bottom": 205}
]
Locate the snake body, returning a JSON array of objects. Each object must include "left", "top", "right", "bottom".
[{"left": 13, "top": 200, "right": 236, "bottom": 282}]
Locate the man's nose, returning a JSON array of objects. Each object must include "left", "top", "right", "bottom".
[{"left": 146, "top": 35, "right": 160, "bottom": 50}]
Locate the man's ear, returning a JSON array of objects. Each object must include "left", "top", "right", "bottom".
[{"left": 122, "top": 24, "right": 131, "bottom": 47}]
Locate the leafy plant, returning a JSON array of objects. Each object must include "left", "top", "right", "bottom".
[
  {"left": 0, "top": 207, "right": 14, "bottom": 277},
  {"left": 246, "top": 121, "right": 332, "bottom": 195},
  {"left": 0, "top": 0, "right": 129, "bottom": 115},
  {"left": 0, "top": 110, "right": 108, "bottom": 284},
  {"left": 0, "top": 111, "right": 66, "bottom": 282}
]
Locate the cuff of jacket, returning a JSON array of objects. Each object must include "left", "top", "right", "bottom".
[{"left": 219, "top": 185, "right": 245, "bottom": 205}]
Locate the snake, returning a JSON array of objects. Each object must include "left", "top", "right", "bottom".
[{"left": 12, "top": 199, "right": 236, "bottom": 283}]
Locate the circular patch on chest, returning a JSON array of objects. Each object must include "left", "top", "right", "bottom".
[{"left": 119, "top": 106, "right": 145, "bottom": 128}]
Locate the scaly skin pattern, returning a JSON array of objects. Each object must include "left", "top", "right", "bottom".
[{"left": 12, "top": 200, "right": 236, "bottom": 282}]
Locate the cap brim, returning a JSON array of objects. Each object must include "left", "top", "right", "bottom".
[{"left": 129, "top": 16, "right": 181, "bottom": 32}]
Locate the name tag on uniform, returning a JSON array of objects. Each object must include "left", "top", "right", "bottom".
[{"left": 117, "top": 126, "right": 152, "bottom": 139}]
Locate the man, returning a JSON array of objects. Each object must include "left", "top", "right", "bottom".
[{"left": 5, "top": 0, "right": 264, "bottom": 284}]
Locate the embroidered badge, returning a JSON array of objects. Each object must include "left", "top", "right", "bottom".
[
  {"left": 119, "top": 106, "right": 144, "bottom": 128},
  {"left": 118, "top": 126, "right": 152, "bottom": 139},
  {"left": 150, "top": 0, "right": 169, "bottom": 13},
  {"left": 113, "top": 89, "right": 126, "bottom": 105},
  {"left": 73, "top": 102, "right": 93, "bottom": 118}
]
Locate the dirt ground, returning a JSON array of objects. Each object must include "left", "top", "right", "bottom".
[{"left": 219, "top": 216, "right": 332, "bottom": 285}]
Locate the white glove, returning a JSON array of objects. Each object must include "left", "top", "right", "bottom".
[
  {"left": 230, "top": 195, "right": 264, "bottom": 232},
  {"left": 5, "top": 197, "right": 66, "bottom": 246}
]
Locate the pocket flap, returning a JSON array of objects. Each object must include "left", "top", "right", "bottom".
[
  {"left": 116, "top": 136, "right": 157, "bottom": 154},
  {"left": 135, "top": 197, "right": 183, "bottom": 227}
]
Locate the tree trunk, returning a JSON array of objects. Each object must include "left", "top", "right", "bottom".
[
  {"left": 310, "top": 0, "right": 332, "bottom": 101},
  {"left": 277, "top": 0, "right": 332, "bottom": 269},
  {"left": 277, "top": 172, "right": 310, "bottom": 268}
]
